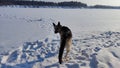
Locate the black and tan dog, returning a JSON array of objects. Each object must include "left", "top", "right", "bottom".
[{"left": 53, "top": 22, "right": 72, "bottom": 64}]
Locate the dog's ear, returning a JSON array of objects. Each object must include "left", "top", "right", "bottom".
[
  {"left": 53, "top": 23, "right": 56, "bottom": 27},
  {"left": 58, "top": 21, "right": 61, "bottom": 26}
]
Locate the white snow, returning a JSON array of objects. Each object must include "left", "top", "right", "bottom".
[{"left": 0, "top": 7, "right": 120, "bottom": 68}]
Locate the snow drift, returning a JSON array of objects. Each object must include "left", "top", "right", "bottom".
[
  {"left": 1, "top": 31, "right": 120, "bottom": 68},
  {"left": 1, "top": 7, "right": 120, "bottom": 68}
]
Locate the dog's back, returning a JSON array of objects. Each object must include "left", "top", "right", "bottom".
[
  {"left": 60, "top": 26, "right": 72, "bottom": 39},
  {"left": 58, "top": 26, "right": 72, "bottom": 64},
  {"left": 53, "top": 22, "right": 72, "bottom": 64}
]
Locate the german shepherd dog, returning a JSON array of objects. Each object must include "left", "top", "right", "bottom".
[{"left": 53, "top": 22, "right": 72, "bottom": 64}]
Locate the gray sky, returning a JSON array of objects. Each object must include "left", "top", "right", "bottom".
[{"left": 39, "top": 0, "right": 120, "bottom": 6}]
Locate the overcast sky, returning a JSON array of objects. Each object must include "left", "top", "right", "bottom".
[{"left": 39, "top": 0, "right": 120, "bottom": 6}]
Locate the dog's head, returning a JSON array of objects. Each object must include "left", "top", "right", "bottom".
[{"left": 53, "top": 21, "right": 62, "bottom": 34}]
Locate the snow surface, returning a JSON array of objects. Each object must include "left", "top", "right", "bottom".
[
  {"left": 1, "top": 31, "right": 120, "bottom": 68},
  {"left": 0, "top": 7, "right": 120, "bottom": 68}
]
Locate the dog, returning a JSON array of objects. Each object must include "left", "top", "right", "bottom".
[{"left": 53, "top": 21, "right": 72, "bottom": 64}]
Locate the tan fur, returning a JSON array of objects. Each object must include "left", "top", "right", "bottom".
[
  {"left": 62, "top": 38, "right": 72, "bottom": 62},
  {"left": 53, "top": 22, "right": 72, "bottom": 64},
  {"left": 60, "top": 32, "right": 72, "bottom": 60},
  {"left": 65, "top": 38, "right": 72, "bottom": 59}
]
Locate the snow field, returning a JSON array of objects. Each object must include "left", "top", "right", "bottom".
[
  {"left": 0, "top": 7, "right": 120, "bottom": 68},
  {"left": 1, "top": 31, "right": 120, "bottom": 68}
]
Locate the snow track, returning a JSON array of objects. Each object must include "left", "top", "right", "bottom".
[
  {"left": 1, "top": 7, "right": 120, "bottom": 68},
  {"left": 1, "top": 31, "right": 120, "bottom": 68}
]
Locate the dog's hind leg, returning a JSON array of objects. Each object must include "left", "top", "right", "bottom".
[{"left": 65, "top": 38, "right": 72, "bottom": 61}]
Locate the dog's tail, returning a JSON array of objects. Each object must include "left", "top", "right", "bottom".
[{"left": 59, "top": 37, "right": 66, "bottom": 64}]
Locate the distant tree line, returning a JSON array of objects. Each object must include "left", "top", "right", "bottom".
[
  {"left": 89, "top": 5, "right": 120, "bottom": 9},
  {"left": 0, "top": 0, "right": 87, "bottom": 8}
]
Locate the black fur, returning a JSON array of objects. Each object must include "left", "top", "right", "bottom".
[
  {"left": 53, "top": 22, "right": 72, "bottom": 64},
  {"left": 59, "top": 37, "right": 66, "bottom": 64}
]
